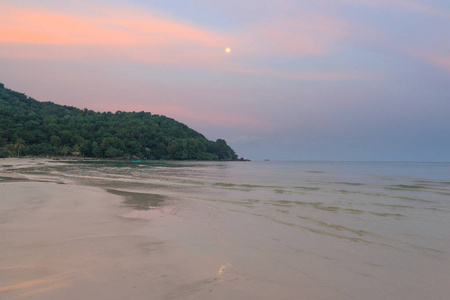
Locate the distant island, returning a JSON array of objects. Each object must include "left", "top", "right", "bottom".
[{"left": 0, "top": 83, "right": 238, "bottom": 160}]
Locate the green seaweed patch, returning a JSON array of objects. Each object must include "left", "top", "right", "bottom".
[
  {"left": 270, "top": 200, "right": 295, "bottom": 207},
  {"left": 335, "top": 182, "right": 364, "bottom": 186},
  {"left": 396, "top": 196, "right": 435, "bottom": 203},
  {"left": 274, "top": 189, "right": 285, "bottom": 194},
  {"left": 213, "top": 182, "right": 236, "bottom": 187},
  {"left": 302, "top": 226, "right": 370, "bottom": 243},
  {"left": 318, "top": 206, "right": 340, "bottom": 212},
  {"left": 0, "top": 176, "right": 30, "bottom": 182},
  {"left": 386, "top": 184, "right": 427, "bottom": 190},
  {"left": 373, "top": 203, "right": 414, "bottom": 209},
  {"left": 297, "top": 217, "right": 373, "bottom": 242},
  {"left": 370, "top": 212, "right": 404, "bottom": 218},
  {"left": 342, "top": 208, "right": 365, "bottom": 214},
  {"left": 179, "top": 180, "right": 205, "bottom": 186},
  {"left": 363, "top": 192, "right": 388, "bottom": 197},
  {"left": 213, "top": 182, "right": 277, "bottom": 189},
  {"left": 297, "top": 216, "right": 368, "bottom": 236},
  {"left": 294, "top": 186, "right": 320, "bottom": 191}
]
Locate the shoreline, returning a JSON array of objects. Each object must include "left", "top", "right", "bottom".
[
  {"left": 1, "top": 158, "right": 287, "bottom": 300},
  {"left": 0, "top": 158, "right": 227, "bottom": 299},
  {"left": 3, "top": 158, "right": 449, "bottom": 299}
]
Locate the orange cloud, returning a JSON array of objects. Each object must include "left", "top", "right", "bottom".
[
  {"left": 0, "top": 4, "right": 133, "bottom": 45},
  {"left": 0, "top": 2, "right": 360, "bottom": 63},
  {"left": 0, "top": 2, "right": 231, "bottom": 65}
]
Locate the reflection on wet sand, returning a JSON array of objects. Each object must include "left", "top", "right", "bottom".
[
  {"left": 106, "top": 189, "right": 166, "bottom": 210},
  {"left": 0, "top": 275, "right": 73, "bottom": 298},
  {"left": 2, "top": 159, "right": 450, "bottom": 299}
]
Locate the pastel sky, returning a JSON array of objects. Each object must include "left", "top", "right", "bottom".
[{"left": 1, "top": 0, "right": 450, "bottom": 161}]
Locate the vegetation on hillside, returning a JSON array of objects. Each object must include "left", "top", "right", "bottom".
[{"left": 0, "top": 83, "right": 238, "bottom": 160}]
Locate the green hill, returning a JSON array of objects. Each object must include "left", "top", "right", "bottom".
[{"left": 0, "top": 83, "right": 238, "bottom": 160}]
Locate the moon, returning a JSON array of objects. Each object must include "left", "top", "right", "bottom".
[{"left": 225, "top": 48, "right": 231, "bottom": 53}]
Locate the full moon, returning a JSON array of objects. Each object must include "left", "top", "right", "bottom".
[{"left": 225, "top": 48, "right": 231, "bottom": 53}]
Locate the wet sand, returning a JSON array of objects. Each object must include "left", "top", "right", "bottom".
[
  {"left": 0, "top": 160, "right": 220, "bottom": 299},
  {"left": 0, "top": 159, "right": 307, "bottom": 299},
  {"left": 2, "top": 158, "right": 450, "bottom": 300}
]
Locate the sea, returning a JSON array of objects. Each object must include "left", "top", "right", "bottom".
[{"left": 15, "top": 160, "right": 450, "bottom": 299}]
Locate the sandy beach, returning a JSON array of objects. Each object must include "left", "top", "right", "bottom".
[
  {"left": 2, "top": 158, "right": 450, "bottom": 300},
  {"left": 0, "top": 159, "right": 216, "bottom": 299},
  {"left": 0, "top": 159, "right": 302, "bottom": 299}
]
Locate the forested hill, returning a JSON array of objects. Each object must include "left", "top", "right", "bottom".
[{"left": 0, "top": 83, "right": 238, "bottom": 160}]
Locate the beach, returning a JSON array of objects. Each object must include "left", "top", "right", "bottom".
[
  {"left": 1, "top": 159, "right": 233, "bottom": 299},
  {"left": 0, "top": 159, "right": 304, "bottom": 299},
  {"left": 1, "top": 158, "right": 450, "bottom": 299}
]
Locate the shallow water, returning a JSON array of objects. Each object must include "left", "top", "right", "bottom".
[{"left": 10, "top": 160, "right": 450, "bottom": 299}]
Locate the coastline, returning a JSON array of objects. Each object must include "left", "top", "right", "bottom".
[
  {"left": 2, "top": 158, "right": 450, "bottom": 299},
  {"left": 0, "top": 158, "right": 292, "bottom": 300},
  {"left": 0, "top": 158, "right": 228, "bottom": 299}
]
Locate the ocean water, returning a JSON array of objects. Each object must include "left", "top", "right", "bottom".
[{"left": 14, "top": 160, "right": 450, "bottom": 299}]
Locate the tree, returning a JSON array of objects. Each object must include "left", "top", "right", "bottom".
[
  {"left": 60, "top": 146, "right": 70, "bottom": 157},
  {"left": 91, "top": 142, "right": 102, "bottom": 158},
  {"left": 0, "top": 83, "right": 239, "bottom": 160},
  {"left": 50, "top": 135, "right": 61, "bottom": 148},
  {"left": 14, "top": 138, "right": 26, "bottom": 157},
  {"left": 72, "top": 144, "right": 81, "bottom": 156}
]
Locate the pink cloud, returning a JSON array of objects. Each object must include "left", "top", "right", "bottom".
[
  {"left": 399, "top": 45, "right": 450, "bottom": 73},
  {"left": 230, "top": 68, "right": 384, "bottom": 81},
  {"left": 0, "top": 2, "right": 232, "bottom": 65},
  {"left": 86, "top": 102, "right": 274, "bottom": 130},
  {"left": 155, "top": 105, "right": 275, "bottom": 130},
  {"left": 349, "top": 0, "right": 450, "bottom": 17},
  {"left": 414, "top": 52, "right": 450, "bottom": 72},
  {"left": 428, "top": 55, "right": 450, "bottom": 71},
  {"left": 235, "top": 13, "right": 352, "bottom": 57}
]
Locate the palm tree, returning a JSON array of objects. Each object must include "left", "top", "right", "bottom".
[
  {"left": 14, "top": 138, "right": 26, "bottom": 158},
  {"left": 6, "top": 144, "right": 15, "bottom": 157},
  {"left": 60, "top": 146, "right": 70, "bottom": 157}
]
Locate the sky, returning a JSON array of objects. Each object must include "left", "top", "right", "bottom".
[{"left": 1, "top": 0, "right": 450, "bottom": 161}]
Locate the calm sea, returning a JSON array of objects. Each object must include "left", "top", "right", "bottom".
[{"left": 17, "top": 160, "right": 450, "bottom": 299}]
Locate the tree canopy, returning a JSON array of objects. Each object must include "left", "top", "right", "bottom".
[{"left": 0, "top": 83, "right": 238, "bottom": 160}]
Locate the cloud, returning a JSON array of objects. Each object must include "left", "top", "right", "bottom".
[
  {"left": 230, "top": 68, "right": 384, "bottom": 81},
  {"left": 0, "top": 2, "right": 232, "bottom": 65},
  {"left": 234, "top": 13, "right": 352, "bottom": 57},
  {"left": 80, "top": 99, "right": 275, "bottom": 130},
  {"left": 412, "top": 52, "right": 450, "bottom": 72},
  {"left": 228, "top": 135, "right": 269, "bottom": 144},
  {"left": 0, "top": 1, "right": 383, "bottom": 74},
  {"left": 149, "top": 105, "right": 275, "bottom": 130},
  {"left": 347, "top": 0, "right": 450, "bottom": 17},
  {"left": 426, "top": 55, "right": 450, "bottom": 72}
]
